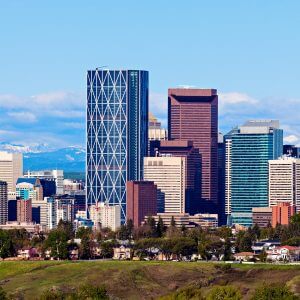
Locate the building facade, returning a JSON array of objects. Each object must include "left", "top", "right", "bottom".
[
  {"left": 252, "top": 207, "right": 272, "bottom": 228},
  {"left": 17, "top": 199, "right": 32, "bottom": 223},
  {"left": 272, "top": 202, "right": 295, "bottom": 227},
  {"left": 0, "top": 152, "right": 23, "bottom": 199},
  {"left": 148, "top": 112, "right": 167, "bottom": 154},
  {"left": 150, "top": 140, "right": 200, "bottom": 213},
  {"left": 269, "top": 156, "right": 300, "bottom": 211},
  {"left": 89, "top": 202, "right": 121, "bottom": 231},
  {"left": 225, "top": 120, "right": 283, "bottom": 227},
  {"left": 168, "top": 88, "right": 218, "bottom": 212},
  {"left": 0, "top": 181, "right": 8, "bottom": 225},
  {"left": 25, "top": 170, "right": 64, "bottom": 195},
  {"left": 16, "top": 178, "right": 43, "bottom": 202},
  {"left": 144, "top": 156, "right": 186, "bottom": 214},
  {"left": 126, "top": 181, "right": 157, "bottom": 227},
  {"left": 87, "top": 69, "right": 148, "bottom": 222}
]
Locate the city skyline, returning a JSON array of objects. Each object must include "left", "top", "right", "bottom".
[{"left": 0, "top": 1, "right": 300, "bottom": 148}]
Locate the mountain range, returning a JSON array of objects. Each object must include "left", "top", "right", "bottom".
[{"left": 0, "top": 143, "right": 85, "bottom": 172}]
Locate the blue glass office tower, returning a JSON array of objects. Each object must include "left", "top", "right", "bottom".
[
  {"left": 86, "top": 69, "right": 149, "bottom": 222},
  {"left": 225, "top": 120, "right": 283, "bottom": 227}
]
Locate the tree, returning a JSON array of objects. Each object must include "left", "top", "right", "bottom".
[
  {"left": 207, "top": 285, "right": 242, "bottom": 300},
  {"left": 170, "top": 216, "right": 176, "bottom": 227},
  {"left": 44, "top": 229, "right": 68, "bottom": 260},
  {"left": 79, "top": 235, "right": 93, "bottom": 259},
  {"left": 258, "top": 249, "right": 267, "bottom": 262},
  {"left": 223, "top": 238, "right": 233, "bottom": 261},
  {"left": 0, "top": 230, "right": 14, "bottom": 259},
  {"left": 251, "top": 283, "right": 298, "bottom": 300},
  {"left": 76, "top": 227, "right": 92, "bottom": 239},
  {"left": 100, "top": 241, "right": 114, "bottom": 258},
  {"left": 57, "top": 220, "right": 74, "bottom": 240},
  {"left": 290, "top": 213, "right": 300, "bottom": 225},
  {"left": 156, "top": 217, "right": 166, "bottom": 238},
  {"left": 126, "top": 219, "right": 134, "bottom": 239}
]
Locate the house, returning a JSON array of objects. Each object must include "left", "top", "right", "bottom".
[
  {"left": 252, "top": 239, "right": 281, "bottom": 255},
  {"left": 113, "top": 245, "right": 131, "bottom": 260},
  {"left": 267, "top": 246, "right": 300, "bottom": 262},
  {"left": 17, "top": 247, "right": 39, "bottom": 260},
  {"left": 234, "top": 252, "right": 255, "bottom": 261}
]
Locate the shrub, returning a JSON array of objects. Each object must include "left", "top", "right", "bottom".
[
  {"left": 251, "top": 283, "right": 299, "bottom": 300},
  {"left": 207, "top": 285, "right": 242, "bottom": 300},
  {"left": 0, "top": 287, "right": 7, "bottom": 300}
]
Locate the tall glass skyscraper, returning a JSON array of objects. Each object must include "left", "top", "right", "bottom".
[
  {"left": 86, "top": 69, "right": 149, "bottom": 222},
  {"left": 225, "top": 120, "right": 283, "bottom": 227}
]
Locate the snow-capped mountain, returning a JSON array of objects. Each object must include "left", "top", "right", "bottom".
[
  {"left": 24, "top": 146, "right": 86, "bottom": 172},
  {"left": 0, "top": 143, "right": 85, "bottom": 172}
]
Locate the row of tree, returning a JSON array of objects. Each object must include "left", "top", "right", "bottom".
[{"left": 1, "top": 214, "right": 300, "bottom": 260}]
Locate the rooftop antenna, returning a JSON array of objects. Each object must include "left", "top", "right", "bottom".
[{"left": 96, "top": 66, "right": 108, "bottom": 70}]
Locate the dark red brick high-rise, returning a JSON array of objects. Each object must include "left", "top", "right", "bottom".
[{"left": 168, "top": 88, "right": 218, "bottom": 212}]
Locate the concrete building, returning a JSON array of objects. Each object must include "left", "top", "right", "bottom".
[
  {"left": 0, "top": 181, "right": 8, "bottom": 225},
  {"left": 46, "top": 197, "right": 57, "bottom": 230},
  {"left": 32, "top": 199, "right": 48, "bottom": 227},
  {"left": 86, "top": 69, "right": 148, "bottom": 223},
  {"left": 126, "top": 181, "right": 157, "bottom": 227},
  {"left": 149, "top": 140, "right": 201, "bottom": 214},
  {"left": 144, "top": 156, "right": 186, "bottom": 214},
  {"left": 25, "top": 170, "right": 64, "bottom": 195},
  {"left": 272, "top": 202, "right": 295, "bottom": 227},
  {"left": 144, "top": 213, "right": 218, "bottom": 228},
  {"left": 89, "top": 203, "right": 121, "bottom": 231},
  {"left": 225, "top": 120, "right": 283, "bottom": 226},
  {"left": 148, "top": 112, "right": 167, "bottom": 154},
  {"left": 269, "top": 156, "right": 300, "bottom": 211},
  {"left": 17, "top": 199, "right": 32, "bottom": 223},
  {"left": 0, "top": 152, "right": 23, "bottom": 199},
  {"left": 16, "top": 178, "right": 43, "bottom": 202},
  {"left": 252, "top": 207, "right": 272, "bottom": 228},
  {"left": 168, "top": 88, "right": 218, "bottom": 212},
  {"left": 63, "top": 179, "right": 83, "bottom": 194}
]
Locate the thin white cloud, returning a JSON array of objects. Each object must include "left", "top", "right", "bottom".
[
  {"left": 7, "top": 111, "right": 37, "bottom": 123},
  {"left": 284, "top": 134, "right": 299, "bottom": 145}
]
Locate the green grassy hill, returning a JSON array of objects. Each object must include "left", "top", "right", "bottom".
[{"left": 0, "top": 261, "right": 300, "bottom": 299}]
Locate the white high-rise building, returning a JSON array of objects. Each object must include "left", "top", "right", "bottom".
[
  {"left": 46, "top": 197, "right": 57, "bottom": 230},
  {"left": 89, "top": 203, "right": 121, "bottom": 231},
  {"left": 25, "top": 170, "right": 64, "bottom": 194},
  {"left": 269, "top": 156, "right": 300, "bottom": 211},
  {"left": 144, "top": 156, "right": 186, "bottom": 214},
  {"left": 0, "top": 152, "right": 23, "bottom": 199}
]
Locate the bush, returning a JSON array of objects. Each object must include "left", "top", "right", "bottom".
[
  {"left": 251, "top": 283, "right": 299, "bottom": 300},
  {"left": 160, "top": 286, "right": 204, "bottom": 300},
  {"left": 207, "top": 285, "right": 242, "bottom": 300},
  {"left": 0, "top": 287, "right": 7, "bottom": 300}
]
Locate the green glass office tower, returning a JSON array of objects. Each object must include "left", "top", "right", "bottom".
[{"left": 225, "top": 120, "right": 283, "bottom": 227}]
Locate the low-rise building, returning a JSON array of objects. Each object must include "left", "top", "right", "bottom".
[
  {"left": 113, "top": 245, "right": 132, "bottom": 260},
  {"left": 266, "top": 246, "right": 300, "bottom": 262},
  {"left": 234, "top": 252, "right": 255, "bottom": 261},
  {"left": 252, "top": 207, "right": 272, "bottom": 228}
]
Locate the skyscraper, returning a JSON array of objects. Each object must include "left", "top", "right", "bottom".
[
  {"left": 225, "top": 120, "right": 283, "bottom": 227},
  {"left": 126, "top": 181, "right": 157, "bottom": 227},
  {"left": 148, "top": 112, "right": 167, "bottom": 154},
  {"left": 86, "top": 69, "right": 149, "bottom": 222},
  {"left": 0, "top": 152, "right": 23, "bottom": 199},
  {"left": 168, "top": 88, "right": 218, "bottom": 212},
  {"left": 150, "top": 140, "right": 200, "bottom": 213},
  {"left": 144, "top": 156, "right": 186, "bottom": 214},
  {"left": 0, "top": 181, "right": 8, "bottom": 225},
  {"left": 269, "top": 156, "right": 300, "bottom": 212}
]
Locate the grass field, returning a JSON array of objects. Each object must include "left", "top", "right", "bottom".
[{"left": 0, "top": 260, "right": 300, "bottom": 299}]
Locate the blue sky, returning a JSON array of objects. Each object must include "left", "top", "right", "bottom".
[{"left": 1, "top": 1, "right": 300, "bottom": 148}]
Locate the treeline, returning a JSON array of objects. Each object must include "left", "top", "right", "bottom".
[{"left": 1, "top": 214, "right": 300, "bottom": 261}]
